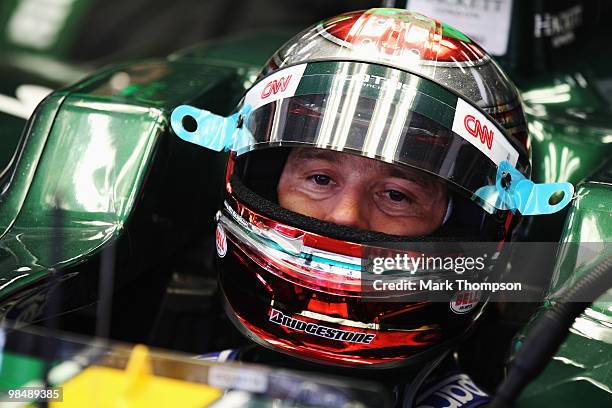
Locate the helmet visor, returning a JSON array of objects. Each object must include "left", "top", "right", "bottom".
[{"left": 237, "top": 61, "right": 527, "bottom": 209}]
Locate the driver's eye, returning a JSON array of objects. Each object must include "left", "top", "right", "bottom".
[
  {"left": 387, "top": 190, "right": 407, "bottom": 202},
  {"left": 311, "top": 175, "right": 331, "bottom": 186}
]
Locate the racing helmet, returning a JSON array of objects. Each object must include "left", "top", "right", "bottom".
[{"left": 214, "top": 8, "right": 531, "bottom": 368}]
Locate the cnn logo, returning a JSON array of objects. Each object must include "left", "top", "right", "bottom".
[
  {"left": 464, "top": 115, "right": 494, "bottom": 150},
  {"left": 261, "top": 75, "right": 292, "bottom": 99}
]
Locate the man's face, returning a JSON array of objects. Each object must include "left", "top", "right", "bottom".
[{"left": 277, "top": 148, "right": 449, "bottom": 236}]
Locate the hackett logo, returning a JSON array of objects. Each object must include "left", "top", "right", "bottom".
[
  {"left": 426, "top": 0, "right": 504, "bottom": 12},
  {"left": 261, "top": 75, "right": 292, "bottom": 99},
  {"left": 464, "top": 115, "right": 494, "bottom": 150}
]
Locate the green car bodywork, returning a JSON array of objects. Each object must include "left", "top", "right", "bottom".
[
  {"left": 0, "top": 30, "right": 291, "bottom": 320},
  {"left": 512, "top": 166, "right": 612, "bottom": 407},
  {"left": 506, "top": 49, "right": 612, "bottom": 405},
  {"left": 0, "top": 15, "right": 611, "bottom": 408}
]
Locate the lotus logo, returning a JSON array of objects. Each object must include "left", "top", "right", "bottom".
[
  {"left": 464, "top": 115, "right": 494, "bottom": 150},
  {"left": 261, "top": 75, "right": 292, "bottom": 99}
]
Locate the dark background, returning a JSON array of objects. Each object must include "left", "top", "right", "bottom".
[{"left": 70, "top": 0, "right": 379, "bottom": 63}]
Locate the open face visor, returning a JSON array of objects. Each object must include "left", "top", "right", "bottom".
[{"left": 239, "top": 61, "right": 528, "bottom": 213}]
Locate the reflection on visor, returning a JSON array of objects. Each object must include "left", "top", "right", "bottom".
[
  {"left": 170, "top": 61, "right": 574, "bottom": 216},
  {"left": 239, "top": 61, "right": 522, "bottom": 168},
  {"left": 244, "top": 94, "right": 502, "bottom": 199}
]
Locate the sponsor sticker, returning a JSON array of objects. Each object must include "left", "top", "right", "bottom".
[
  {"left": 269, "top": 309, "right": 376, "bottom": 344},
  {"left": 534, "top": 5, "right": 583, "bottom": 48},
  {"left": 452, "top": 98, "right": 519, "bottom": 166},
  {"left": 244, "top": 64, "right": 307, "bottom": 112},
  {"left": 216, "top": 224, "right": 227, "bottom": 258},
  {"left": 450, "top": 290, "right": 480, "bottom": 314},
  {"left": 406, "top": 0, "right": 513, "bottom": 56}
]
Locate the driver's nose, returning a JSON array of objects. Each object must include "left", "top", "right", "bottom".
[{"left": 322, "top": 186, "right": 370, "bottom": 231}]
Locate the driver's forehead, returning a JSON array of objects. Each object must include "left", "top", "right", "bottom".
[{"left": 287, "top": 148, "right": 435, "bottom": 186}]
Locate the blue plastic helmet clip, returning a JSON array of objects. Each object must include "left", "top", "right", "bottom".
[
  {"left": 170, "top": 104, "right": 253, "bottom": 152},
  {"left": 474, "top": 161, "right": 574, "bottom": 216}
]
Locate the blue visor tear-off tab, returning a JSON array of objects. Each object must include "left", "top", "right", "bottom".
[
  {"left": 474, "top": 161, "right": 574, "bottom": 215},
  {"left": 170, "top": 104, "right": 253, "bottom": 152}
]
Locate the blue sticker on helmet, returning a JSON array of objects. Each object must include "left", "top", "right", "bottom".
[
  {"left": 474, "top": 161, "right": 574, "bottom": 215},
  {"left": 170, "top": 104, "right": 253, "bottom": 152}
]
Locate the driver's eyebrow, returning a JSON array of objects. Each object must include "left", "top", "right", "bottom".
[
  {"left": 291, "top": 149, "right": 342, "bottom": 164},
  {"left": 384, "top": 166, "right": 433, "bottom": 189}
]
